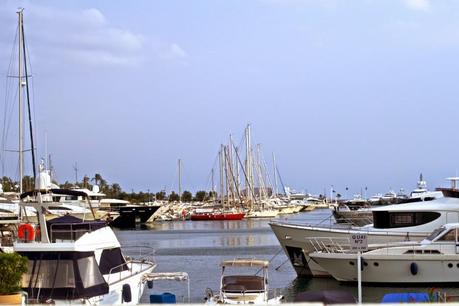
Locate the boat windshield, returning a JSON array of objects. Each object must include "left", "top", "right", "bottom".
[{"left": 425, "top": 226, "right": 446, "bottom": 241}]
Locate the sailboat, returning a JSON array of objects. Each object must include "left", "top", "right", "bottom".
[
  {"left": 190, "top": 147, "right": 245, "bottom": 221},
  {"left": 11, "top": 9, "right": 157, "bottom": 304}
]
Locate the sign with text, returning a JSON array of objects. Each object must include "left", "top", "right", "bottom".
[{"left": 350, "top": 233, "right": 368, "bottom": 252}]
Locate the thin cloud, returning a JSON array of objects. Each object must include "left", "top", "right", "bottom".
[
  {"left": 404, "top": 0, "right": 430, "bottom": 11},
  {"left": 0, "top": 2, "right": 189, "bottom": 68}
]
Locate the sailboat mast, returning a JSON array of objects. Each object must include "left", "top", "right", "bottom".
[
  {"left": 178, "top": 158, "right": 182, "bottom": 202},
  {"left": 272, "top": 152, "right": 278, "bottom": 196},
  {"left": 18, "top": 9, "right": 24, "bottom": 193},
  {"left": 21, "top": 10, "right": 37, "bottom": 185},
  {"left": 211, "top": 168, "right": 215, "bottom": 199},
  {"left": 245, "top": 125, "right": 252, "bottom": 206},
  {"left": 219, "top": 147, "right": 224, "bottom": 206}
]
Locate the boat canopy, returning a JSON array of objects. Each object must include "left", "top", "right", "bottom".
[{"left": 221, "top": 259, "right": 269, "bottom": 268}]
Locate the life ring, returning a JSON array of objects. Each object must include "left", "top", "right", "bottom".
[{"left": 18, "top": 223, "right": 35, "bottom": 241}]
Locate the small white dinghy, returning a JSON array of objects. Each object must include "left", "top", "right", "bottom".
[
  {"left": 206, "top": 258, "right": 283, "bottom": 304},
  {"left": 309, "top": 223, "right": 459, "bottom": 284}
]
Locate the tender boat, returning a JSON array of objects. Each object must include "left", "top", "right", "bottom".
[
  {"left": 269, "top": 177, "right": 459, "bottom": 278},
  {"left": 16, "top": 189, "right": 156, "bottom": 304},
  {"left": 206, "top": 258, "right": 283, "bottom": 304},
  {"left": 309, "top": 223, "right": 459, "bottom": 284}
]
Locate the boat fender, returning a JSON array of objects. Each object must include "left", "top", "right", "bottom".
[
  {"left": 147, "top": 280, "right": 153, "bottom": 289},
  {"left": 18, "top": 223, "right": 35, "bottom": 241},
  {"left": 410, "top": 262, "right": 418, "bottom": 275},
  {"left": 122, "top": 284, "right": 132, "bottom": 302}
]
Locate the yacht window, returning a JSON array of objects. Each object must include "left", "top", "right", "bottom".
[
  {"left": 22, "top": 259, "right": 75, "bottom": 288},
  {"left": 77, "top": 256, "right": 106, "bottom": 288},
  {"left": 48, "top": 206, "right": 72, "bottom": 211},
  {"left": 373, "top": 211, "right": 440, "bottom": 229},
  {"left": 392, "top": 213, "right": 413, "bottom": 226},
  {"left": 425, "top": 227, "right": 446, "bottom": 241},
  {"left": 438, "top": 229, "right": 457, "bottom": 241},
  {"left": 98, "top": 248, "right": 128, "bottom": 274}
]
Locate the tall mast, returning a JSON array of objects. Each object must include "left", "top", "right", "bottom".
[
  {"left": 211, "top": 168, "right": 215, "bottom": 200},
  {"left": 219, "top": 147, "right": 224, "bottom": 206},
  {"left": 245, "top": 125, "right": 252, "bottom": 206},
  {"left": 22, "top": 9, "right": 37, "bottom": 185},
  {"left": 16, "top": 9, "right": 37, "bottom": 192},
  {"left": 178, "top": 158, "right": 182, "bottom": 202},
  {"left": 18, "top": 9, "right": 24, "bottom": 193},
  {"left": 272, "top": 152, "right": 278, "bottom": 196}
]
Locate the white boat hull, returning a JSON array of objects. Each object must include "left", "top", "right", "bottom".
[
  {"left": 269, "top": 222, "right": 427, "bottom": 277},
  {"left": 311, "top": 252, "right": 459, "bottom": 283}
]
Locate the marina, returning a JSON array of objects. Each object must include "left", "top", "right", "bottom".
[
  {"left": 117, "top": 209, "right": 459, "bottom": 303},
  {"left": 2, "top": 1, "right": 459, "bottom": 304}
]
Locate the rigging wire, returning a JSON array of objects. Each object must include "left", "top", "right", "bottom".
[{"left": 2, "top": 24, "right": 20, "bottom": 179}]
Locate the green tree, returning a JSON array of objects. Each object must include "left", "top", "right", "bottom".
[
  {"left": 59, "top": 181, "right": 74, "bottom": 189},
  {"left": 168, "top": 191, "right": 180, "bottom": 202},
  {"left": 194, "top": 190, "right": 207, "bottom": 202},
  {"left": 22, "top": 175, "right": 35, "bottom": 192},
  {"left": 207, "top": 191, "right": 217, "bottom": 201},
  {"left": 181, "top": 190, "right": 192, "bottom": 202},
  {"left": 111, "top": 183, "right": 122, "bottom": 197},
  {"left": 1, "top": 177, "right": 17, "bottom": 192},
  {"left": 155, "top": 190, "right": 166, "bottom": 201},
  {"left": 82, "top": 175, "right": 91, "bottom": 189},
  {"left": 0, "top": 253, "right": 28, "bottom": 294}
]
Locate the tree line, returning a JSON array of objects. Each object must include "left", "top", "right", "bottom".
[{"left": 0, "top": 174, "right": 216, "bottom": 203}]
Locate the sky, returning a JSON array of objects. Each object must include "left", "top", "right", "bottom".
[{"left": 1, "top": 0, "right": 459, "bottom": 197}]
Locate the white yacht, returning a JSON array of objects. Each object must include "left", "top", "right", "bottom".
[
  {"left": 206, "top": 259, "right": 283, "bottom": 304},
  {"left": 309, "top": 223, "right": 459, "bottom": 284},
  {"left": 16, "top": 188, "right": 156, "bottom": 304},
  {"left": 270, "top": 177, "right": 459, "bottom": 278},
  {"left": 410, "top": 173, "right": 443, "bottom": 200}
]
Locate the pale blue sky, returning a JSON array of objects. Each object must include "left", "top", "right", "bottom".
[{"left": 1, "top": 0, "right": 459, "bottom": 197}]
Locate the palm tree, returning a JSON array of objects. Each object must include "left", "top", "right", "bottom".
[{"left": 82, "top": 175, "right": 90, "bottom": 188}]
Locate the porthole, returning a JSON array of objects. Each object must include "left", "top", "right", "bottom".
[
  {"left": 350, "top": 261, "right": 355, "bottom": 266},
  {"left": 448, "top": 263, "right": 453, "bottom": 268},
  {"left": 456, "top": 263, "right": 459, "bottom": 268},
  {"left": 364, "top": 262, "right": 368, "bottom": 267},
  {"left": 374, "top": 262, "right": 379, "bottom": 267}
]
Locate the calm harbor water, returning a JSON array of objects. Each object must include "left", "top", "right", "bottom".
[{"left": 115, "top": 208, "right": 459, "bottom": 303}]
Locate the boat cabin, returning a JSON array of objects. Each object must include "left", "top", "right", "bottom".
[{"left": 16, "top": 214, "right": 129, "bottom": 302}]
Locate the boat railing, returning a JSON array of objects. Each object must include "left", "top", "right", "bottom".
[
  {"left": 106, "top": 260, "right": 155, "bottom": 285},
  {"left": 306, "top": 237, "right": 350, "bottom": 253},
  {"left": 307, "top": 237, "right": 458, "bottom": 255},
  {"left": 121, "top": 245, "right": 156, "bottom": 262},
  {"left": 49, "top": 222, "right": 104, "bottom": 242}
]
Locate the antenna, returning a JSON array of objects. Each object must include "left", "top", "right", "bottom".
[{"left": 73, "top": 162, "right": 78, "bottom": 184}]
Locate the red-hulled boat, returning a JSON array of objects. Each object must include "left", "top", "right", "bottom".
[{"left": 190, "top": 211, "right": 245, "bottom": 221}]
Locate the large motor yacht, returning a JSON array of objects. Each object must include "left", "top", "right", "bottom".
[
  {"left": 309, "top": 223, "right": 459, "bottom": 284},
  {"left": 270, "top": 178, "right": 459, "bottom": 278}
]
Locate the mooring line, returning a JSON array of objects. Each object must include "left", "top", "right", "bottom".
[{"left": 255, "top": 248, "right": 283, "bottom": 275}]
